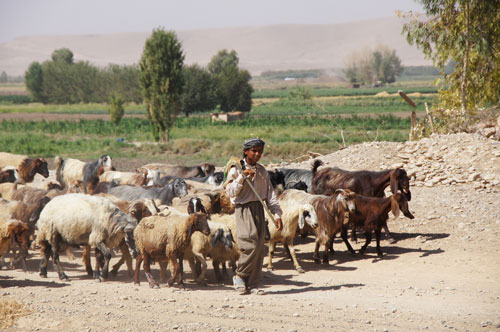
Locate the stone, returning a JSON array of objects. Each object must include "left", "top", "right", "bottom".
[{"left": 468, "top": 173, "right": 481, "bottom": 182}]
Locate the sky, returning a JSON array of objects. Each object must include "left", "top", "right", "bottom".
[{"left": 0, "top": 0, "right": 424, "bottom": 43}]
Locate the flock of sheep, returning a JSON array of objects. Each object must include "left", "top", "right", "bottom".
[{"left": 0, "top": 151, "right": 414, "bottom": 289}]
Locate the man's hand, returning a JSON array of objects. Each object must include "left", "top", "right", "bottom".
[
  {"left": 274, "top": 218, "right": 283, "bottom": 232},
  {"left": 243, "top": 168, "right": 256, "bottom": 180}
]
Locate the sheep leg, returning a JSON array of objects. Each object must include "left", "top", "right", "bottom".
[
  {"left": 187, "top": 257, "right": 199, "bottom": 280},
  {"left": 212, "top": 259, "right": 223, "bottom": 283},
  {"left": 50, "top": 235, "right": 69, "bottom": 281},
  {"left": 340, "top": 227, "right": 355, "bottom": 255},
  {"left": 193, "top": 254, "right": 207, "bottom": 285},
  {"left": 133, "top": 254, "right": 143, "bottom": 285},
  {"left": 94, "top": 247, "right": 103, "bottom": 281},
  {"left": 96, "top": 243, "right": 112, "bottom": 281},
  {"left": 267, "top": 241, "right": 276, "bottom": 271},
  {"left": 142, "top": 253, "right": 159, "bottom": 288},
  {"left": 111, "top": 240, "right": 133, "bottom": 278},
  {"left": 167, "top": 255, "right": 183, "bottom": 287},
  {"left": 286, "top": 240, "right": 304, "bottom": 273},
  {"left": 159, "top": 261, "right": 168, "bottom": 284},
  {"left": 82, "top": 245, "right": 93, "bottom": 277},
  {"left": 375, "top": 228, "right": 383, "bottom": 257},
  {"left": 39, "top": 243, "right": 51, "bottom": 278}
]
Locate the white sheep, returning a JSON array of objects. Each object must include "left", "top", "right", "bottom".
[
  {"left": 133, "top": 212, "right": 210, "bottom": 288},
  {"left": 267, "top": 198, "right": 318, "bottom": 273},
  {"left": 36, "top": 193, "right": 138, "bottom": 281},
  {"left": 99, "top": 169, "right": 149, "bottom": 186}
]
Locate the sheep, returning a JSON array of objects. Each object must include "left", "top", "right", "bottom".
[
  {"left": 349, "top": 192, "right": 414, "bottom": 257},
  {"left": 0, "top": 152, "right": 49, "bottom": 183},
  {"left": 267, "top": 196, "right": 318, "bottom": 273},
  {"left": 133, "top": 212, "right": 210, "bottom": 288},
  {"left": 81, "top": 197, "right": 159, "bottom": 278},
  {"left": 278, "top": 188, "right": 357, "bottom": 265},
  {"left": 36, "top": 194, "right": 138, "bottom": 281},
  {"left": 108, "top": 178, "right": 188, "bottom": 206},
  {"left": 0, "top": 169, "right": 18, "bottom": 183},
  {"left": 140, "top": 163, "right": 215, "bottom": 178},
  {"left": 99, "top": 169, "right": 149, "bottom": 186},
  {"left": 11, "top": 183, "right": 78, "bottom": 205},
  {"left": 55, "top": 155, "right": 113, "bottom": 193},
  {"left": 186, "top": 171, "right": 224, "bottom": 186},
  {"left": 0, "top": 218, "right": 30, "bottom": 266},
  {"left": 183, "top": 220, "right": 235, "bottom": 285},
  {"left": 310, "top": 159, "right": 412, "bottom": 243},
  {"left": 204, "top": 213, "right": 241, "bottom": 282}
]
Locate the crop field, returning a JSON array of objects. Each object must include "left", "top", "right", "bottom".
[{"left": 0, "top": 84, "right": 435, "bottom": 167}]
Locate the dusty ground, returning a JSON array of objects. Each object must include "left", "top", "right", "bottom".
[{"left": 1, "top": 133, "right": 499, "bottom": 332}]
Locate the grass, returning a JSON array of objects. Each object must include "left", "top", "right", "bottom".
[{"left": 0, "top": 298, "right": 31, "bottom": 330}]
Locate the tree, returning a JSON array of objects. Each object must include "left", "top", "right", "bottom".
[
  {"left": 208, "top": 49, "right": 253, "bottom": 112},
  {"left": 0, "top": 71, "right": 7, "bottom": 83},
  {"left": 108, "top": 93, "right": 125, "bottom": 126},
  {"left": 51, "top": 48, "right": 74, "bottom": 64},
  {"left": 25, "top": 62, "right": 46, "bottom": 103},
  {"left": 400, "top": 0, "right": 500, "bottom": 116},
  {"left": 180, "top": 64, "right": 217, "bottom": 116},
  {"left": 139, "top": 28, "right": 184, "bottom": 142},
  {"left": 343, "top": 45, "right": 403, "bottom": 85}
]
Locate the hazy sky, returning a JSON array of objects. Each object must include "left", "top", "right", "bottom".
[{"left": 0, "top": 0, "right": 423, "bottom": 43}]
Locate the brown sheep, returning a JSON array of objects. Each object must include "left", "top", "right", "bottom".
[
  {"left": 0, "top": 169, "right": 18, "bottom": 183},
  {"left": 0, "top": 218, "right": 30, "bottom": 267},
  {"left": 133, "top": 212, "right": 210, "bottom": 288}
]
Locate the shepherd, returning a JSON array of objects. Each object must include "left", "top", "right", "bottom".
[{"left": 225, "top": 138, "right": 283, "bottom": 295}]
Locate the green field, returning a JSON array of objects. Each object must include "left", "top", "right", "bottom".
[{"left": 0, "top": 84, "right": 434, "bottom": 167}]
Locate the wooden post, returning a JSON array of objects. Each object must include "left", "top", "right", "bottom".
[
  {"left": 425, "top": 102, "right": 435, "bottom": 134},
  {"left": 398, "top": 90, "right": 417, "bottom": 141}
]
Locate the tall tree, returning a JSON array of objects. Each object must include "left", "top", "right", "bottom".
[
  {"left": 400, "top": 0, "right": 500, "bottom": 114},
  {"left": 208, "top": 49, "right": 253, "bottom": 112},
  {"left": 139, "top": 28, "right": 184, "bottom": 142},
  {"left": 0, "top": 71, "right": 7, "bottom": 83}
]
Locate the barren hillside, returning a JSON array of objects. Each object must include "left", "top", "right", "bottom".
[{"left": 0, "top": 16, "right": 431, "bottom": 76}]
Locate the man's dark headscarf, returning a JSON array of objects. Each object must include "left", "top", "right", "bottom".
[{"left": 243, "top": 138, "right": 265, "bottom": 150}]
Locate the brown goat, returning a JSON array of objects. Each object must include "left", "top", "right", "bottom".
[
  {"left": 0, "top": 218, "right": 30, "bottom": 269},
  {"left": 349, "top": 192, "right": 414, "bottom": 257},
  {"left": 311, "top": 159, "right": 411, "bottom": 242},
  {"left": 279, "top": 188, "right": 357, "bottom": 264}
]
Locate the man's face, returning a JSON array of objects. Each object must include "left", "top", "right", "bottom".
[{"left": 245, "top": 146, "right": 263, "bottom": 165}]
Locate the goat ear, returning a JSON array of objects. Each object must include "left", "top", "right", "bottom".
[
  {"left": 390, "top": 170, "right": 399, "bottom": 194},
  {"left": 391, "top": 196, "right": 400, "bottom": 219},
  {"left": 187, "top": 201, "right": 194, "bottom": 215},
  {"left": 212, "top": 229, "right": 222, "bottom": 247},
  {"left": 200, "top": 204, "right": 207, "bottom": 214},
  {"left": 298, "top": 209, "right": 305, "bottom": 229}
]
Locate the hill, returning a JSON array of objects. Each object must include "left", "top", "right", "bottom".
[{"left": 0, "top": 16, "right": 431, "bottom": 77}]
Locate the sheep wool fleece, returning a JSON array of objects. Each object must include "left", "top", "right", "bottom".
[{"left": 234, "top": 200, "right": 266, "bottom": 288}]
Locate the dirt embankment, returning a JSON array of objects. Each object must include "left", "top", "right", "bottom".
[{"left": 1, "top": 133, "right": 499, "bottom": 332}]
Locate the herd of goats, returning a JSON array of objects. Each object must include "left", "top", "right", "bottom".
[{"left": 0, "top": 151, "right": 414, "bottom": 288}]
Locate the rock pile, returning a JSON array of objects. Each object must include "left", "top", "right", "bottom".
[{"left": 286, "top": 132, "right": 500, "bottom": 193}]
